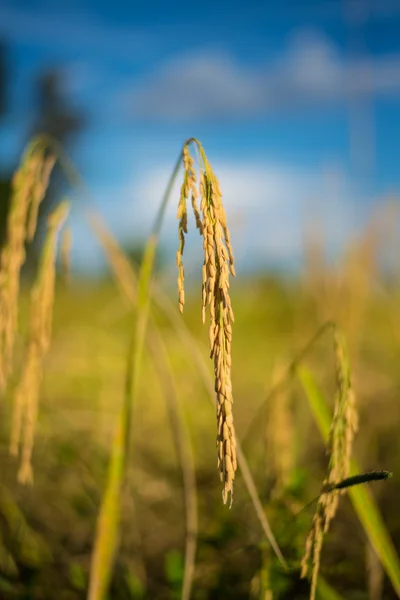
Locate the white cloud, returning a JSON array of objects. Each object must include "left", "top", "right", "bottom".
[
  {"left": 70, "top": 156, "right": 365, "bottom": 274},
  {"left": 119, "top": 30, "right": 400, "bottom": 121},
  {"left": 120, "top": 51, "right": 264, "bottom": 120}
]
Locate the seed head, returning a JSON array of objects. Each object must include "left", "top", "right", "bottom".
[
  {"left": 176, "top": 140, "right": 237, "bottom": 504},
  {"left": 0, "top": 145, "right": 55, "bottom": 390},
  {"left": 301, "top": 328, "right": 358, "bottom": 599}
]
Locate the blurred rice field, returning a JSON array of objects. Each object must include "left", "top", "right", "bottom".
[{"left": 1, "top": 229, "right": 400, "bottom": 599}]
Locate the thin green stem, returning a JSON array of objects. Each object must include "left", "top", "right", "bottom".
[{"left": 86, "top": 144, "right": 184, "bottom": 599}]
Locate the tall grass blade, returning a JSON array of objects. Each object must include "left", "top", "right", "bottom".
[
  {"left": 87, "top": 412, "right": 125, "bottom": 600},
  {"left": 91, "top": 209, "right": 198, "bottom": 600},
  {"left": 298, "top": 366, "right": 400, "bottom": 597},
  {"left": 87, "top": 152, "right": 183, "bottom": 600}
]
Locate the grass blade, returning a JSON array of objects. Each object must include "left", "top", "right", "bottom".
[
  {"left": 87, "top": 412, "right": 125, "bottom": 600},
  {"left": 87, "top": 152, "right": 183, "bottom": 600},
  {"left": 88, "top": 209, "right": 199, "bottom": 599},
  {"left": 298, "top": 366, "right": 400, "bottom": 597}
]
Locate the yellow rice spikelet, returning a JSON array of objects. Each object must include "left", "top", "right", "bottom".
[
  {"left": 0, "top": 144, "right": 55, "bottom": 390},
  {"left": 177, "top": 140, "right": 237, "bottom": 505},
  {"left": 301, "top": 328, "right": 358, "bottom": 599},
  {"left": 10, "top": 201, "right": 70, "bottom": 484}
]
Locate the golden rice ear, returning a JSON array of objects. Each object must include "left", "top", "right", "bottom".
[
  {"left": 176, "top": 140, "right": 237, "bottom": 505},
  {"left": 301, "top": 504, "right": 324, "bottom": 600},
  {"left": 0, "top": 144, "right": 56, "bottom": 391},
  {"left": 176, "top": 145, "right": 196, "bottom": 314},
  {"left": 301, "top": 327, "right": 358, "bottom": 600},
  {"left": 26, "top": 153, "right": 57, "bottom": 243},
  {"left": 329, "top": 329, "right": 358, "bottom": 487},
  {"left": 10, "top": 201, "right": 70, "bottom": 485}
]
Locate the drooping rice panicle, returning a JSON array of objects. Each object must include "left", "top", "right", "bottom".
[
  {"left": 0, "top": 143, "right": 55, "bottom": 390},
  {"left": 10, "top": 201, "right": 70, "bottom": 484},
  {"left": 177, "top": 140, "right": 237, "bottom": 505},
  {"left": 301, "top": 328, "right": 358, "bottom": 599}
]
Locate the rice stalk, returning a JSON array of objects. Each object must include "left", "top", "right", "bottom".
[
  {"left": 9, "top": 201, "right": 70, "bottom": 484},
  {"left": 88, "top": 207, "right": 198, "bottom": 600},
  {"left": 87, "top": 408, "right": 126, "bottom": 600},
  {"left": 87, "top": 149, "right": 182, "bottom": 600},
  {"left": 0, "top": 140, "right": 55, "bottom": 390},
  {"left": 177, "top": 140, "right": 237, "bottom": 506},
  {"left": 300, "top": 328, "right": 358, "bottom": 600}
]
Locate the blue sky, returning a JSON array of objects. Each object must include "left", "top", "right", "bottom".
[{"left": 1, "top": 0, "right": 400, "bottom": 274}]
